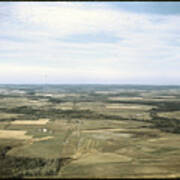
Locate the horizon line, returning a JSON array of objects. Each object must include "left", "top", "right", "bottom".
[{"left": 0, "top": 83, "right": 180, "bottom": 87}]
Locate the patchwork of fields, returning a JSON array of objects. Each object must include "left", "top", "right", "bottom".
[{"left": 1, "top": 85, "right": 180, "bottom": 178}]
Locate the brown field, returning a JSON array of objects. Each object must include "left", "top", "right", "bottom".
[
  {"left": 29, "top": 136, "right": 54, "bottom": 144},
  {"left": 105, "top": 104, "right": 154, "bottom": 110},
  {"left": 108, "top": 97, "right": 143, "bottom": 101},
  {"left": 82, "top": 128, "right": 126, "bottom": 133},
  {"left": 11, "top": 119, "right": 49, "bottom": 125},
  {"left": 0, "top": 130, "right": 32, "bottom": 140}
]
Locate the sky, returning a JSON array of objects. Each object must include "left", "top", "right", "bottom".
[{"left": 1, "top": 2, "right": 180, "bottom": 85}]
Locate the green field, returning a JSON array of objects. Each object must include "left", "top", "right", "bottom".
[{"left": 1, "top": 85, "right": 180, "bottom": 178}]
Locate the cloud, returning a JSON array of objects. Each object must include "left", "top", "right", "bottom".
[
  {"left": 0, "top": 2, "right": 180, "bottom": 84},
  {"left": 13, "top": 2, "right": 155, "bottom": 37}
]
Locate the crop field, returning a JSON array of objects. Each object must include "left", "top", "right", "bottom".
[
  {"left": 11, "top": 119, "right": 49, "bottom": 125},
  {"left": 1, "top": 85, "right": 180, "bottom": 178},
  {"left": 0, "top": 130, "right": 32, "bottom": 140}
]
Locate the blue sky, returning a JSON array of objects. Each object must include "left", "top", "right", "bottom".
[{"left": 1, "top": 2, "right": 180, "bottom": 84}]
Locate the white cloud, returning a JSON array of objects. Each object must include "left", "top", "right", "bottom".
[
  {"left": 13, "top": 2, "right": 154, "bottom": 36},
  {"left": 1, "top": 2, "right": 180, "bottom": 84}
]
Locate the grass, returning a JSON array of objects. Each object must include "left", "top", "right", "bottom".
[
  {"left": 150, "top": 147, "right": 180, "bottom": 155},
  {"left": 157, "top": 111, "right": 180, "bottom": 120},
  {"left": 1, "top": 85, "right": 180, "bottom": 178},
  {"left": 7, "top": 135, "right": 64, "bottom": 159}
]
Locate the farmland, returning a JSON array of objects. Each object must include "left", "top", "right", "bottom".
[{"left": 1, "top": 85, "right": 180, "bottom": 178}]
